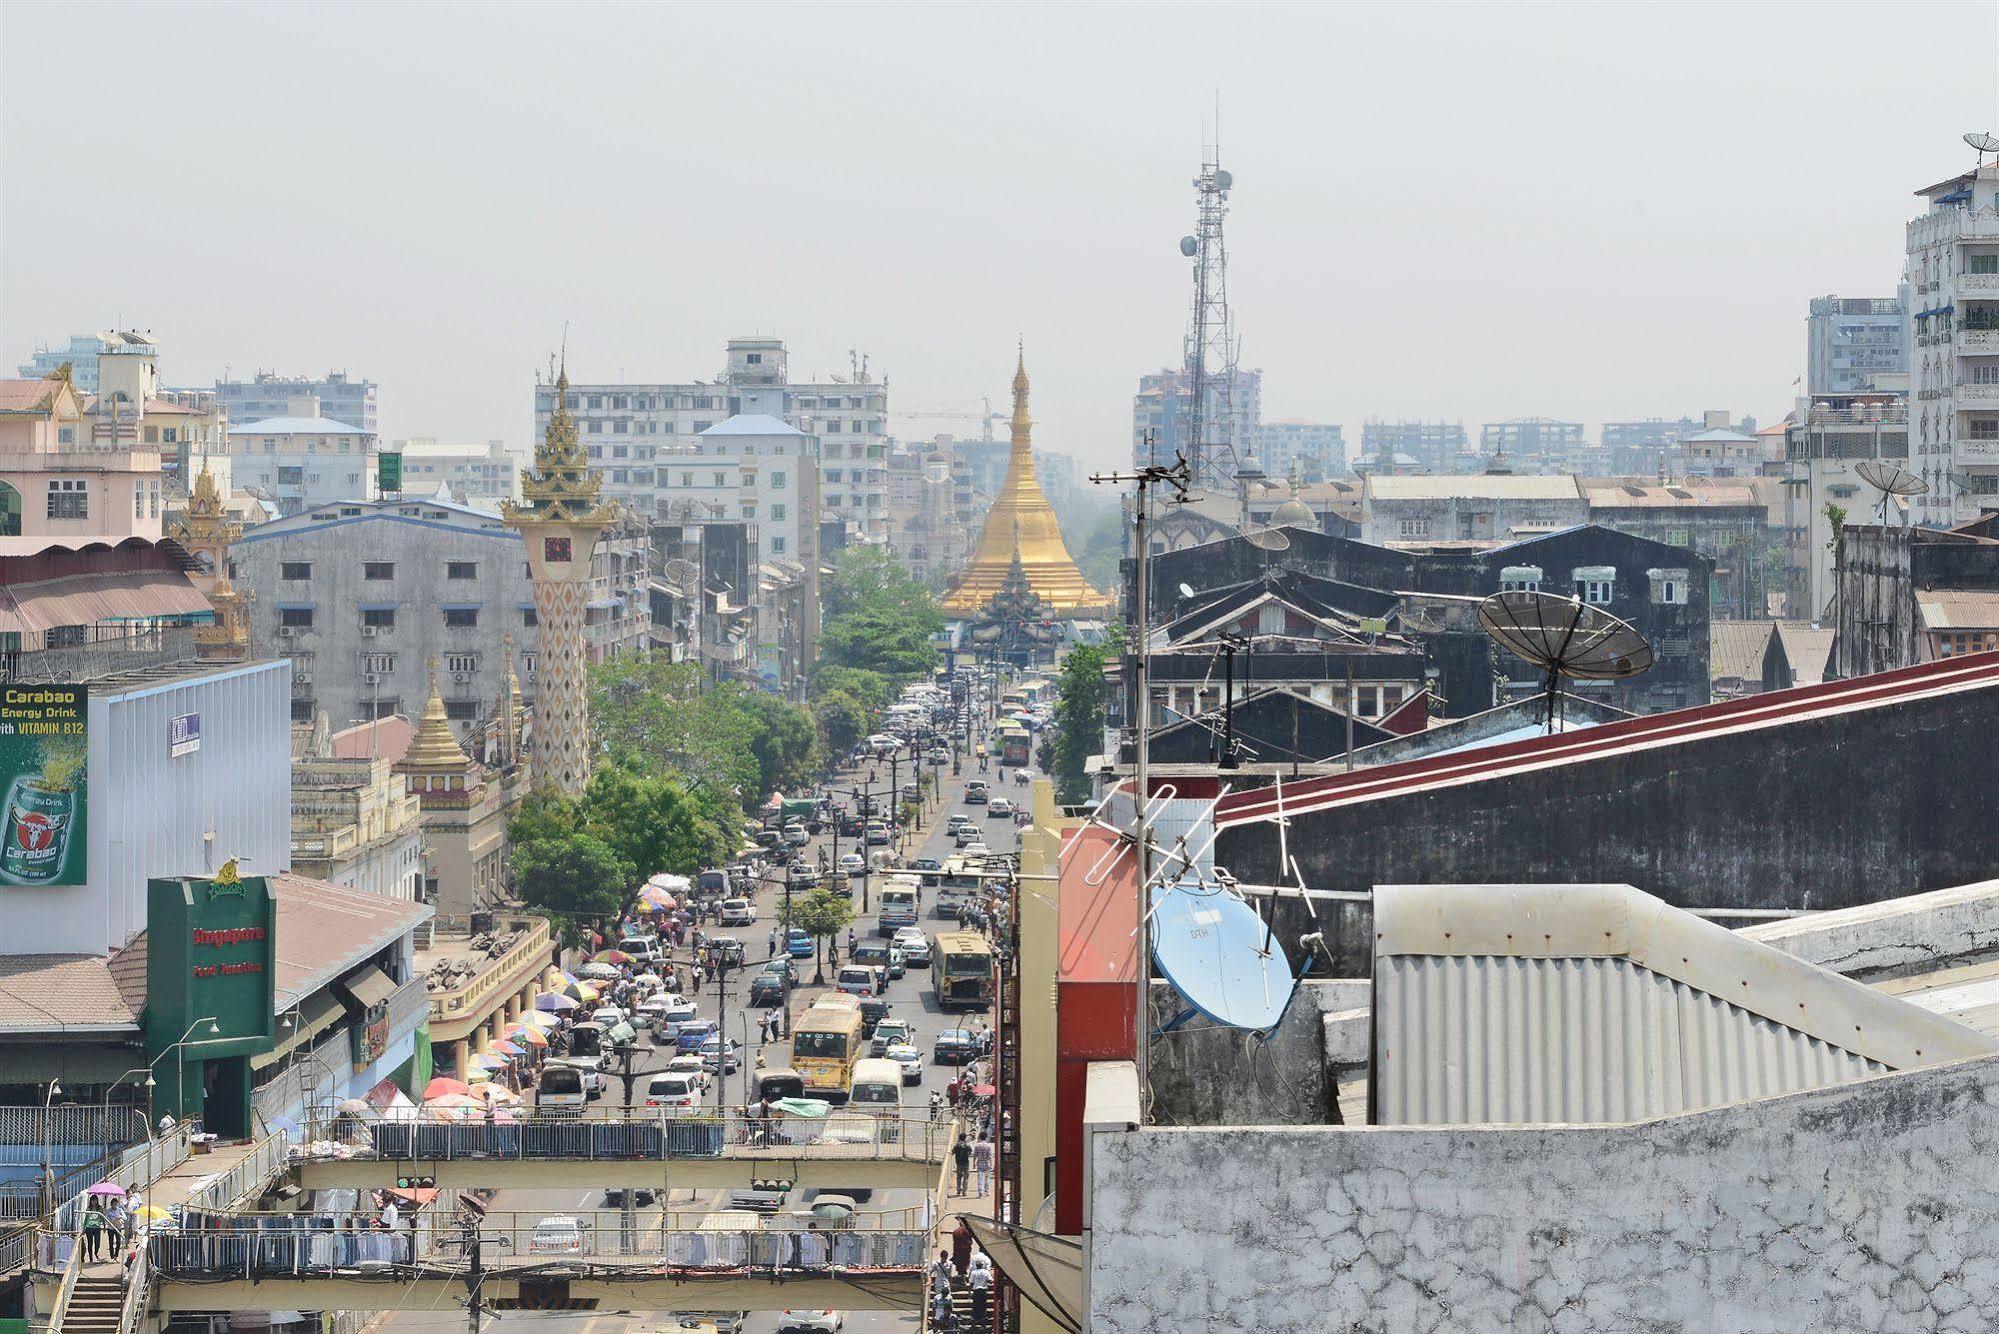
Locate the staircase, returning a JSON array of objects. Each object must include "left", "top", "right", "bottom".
[{"left": 62, "top": 1273, "right": 128, "bottom": 1333}]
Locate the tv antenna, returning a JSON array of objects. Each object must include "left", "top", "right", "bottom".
[
  {"left": 1966, "top": 131, "right": 1999, "bottom": 166},
  {"left": 1855, "top": 459, "right": 1927, "bottom": 526},
  {"left": 1477, "top": 590, "right": 1654, "bottom": 733}
]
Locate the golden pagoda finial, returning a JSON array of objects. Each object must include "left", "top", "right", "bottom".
[{"left": 401, "top": 654, "right": 471, "bottom": 772}]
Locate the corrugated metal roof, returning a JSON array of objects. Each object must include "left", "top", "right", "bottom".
[
  {"left": 1369, "top": 883, "right": 1996, "bottom": 1127},
  {"left": 1917, "top": 589, "right": 1999, "bottom": 630}
]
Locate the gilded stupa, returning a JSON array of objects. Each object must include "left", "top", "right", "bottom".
[{"left": 942, "top": 348, "right": 1109, "bottom": 615}]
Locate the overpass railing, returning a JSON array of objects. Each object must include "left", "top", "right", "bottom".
[
  {"left": 298, "top": 1109, "right": 953, "bottom": 1164},
  {"left": 150, "top": 1207, "right": 928, "bottom": 1278}
]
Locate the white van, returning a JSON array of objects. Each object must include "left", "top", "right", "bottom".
[
  {"left": 645, "top": 1071, "right": 701, "bottom": 1109},
  {"left": 878, "top": 884, "right": 919, "bottom": 933},
  {"left": 848, "top": 1057, "right": 903, "bottom": 1114},
  {"left": 537, "top": 1063, "right": 589, "bottom": 1115}
]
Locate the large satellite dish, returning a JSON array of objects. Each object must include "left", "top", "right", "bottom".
[
  {"left": 1243, "top": 527, "right": 1290, "bottom": 551},
  {"left": 1149, "top": 878, "right": 1293, "bottom": 1031},
  {"left": 1965, "top": 131, "right": 1999, "bottom": 157},
  {"left": 1477, "top": 590, "right": 1654, "bottom": 731},
  {"left": 1856, "top": 459, "right": 1927, "bottom": 524},
  {"left": 1179, "top": 235, "right": 1199, "bottom": 258}
]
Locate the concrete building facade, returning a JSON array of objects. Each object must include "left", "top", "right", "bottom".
[
  {"left": 1256, "top": 419, "right": 1347, "bottom": 480},
  {"left": 395, "top": 438, "right": 520, "bottom": 503},
  {"left": 1131, "top": 366, "right": 1262, "bottom": 471},
  {"left": 531, "top": 336, "right": 885, "bottom": 534},
  {"left": 1360, "top": 473, "right": 1588, "bottom": 546},
  {"left": 1359, "top": 419, "right": 1468, "bottom": 474},
  {"left": 215, "top": 370, "right": 378, "bottom": 433},
  {"left": 290, "top": 727, "right": 426, "bottom": 901},
  {"left": 1907, "top": 153, "right": 1999, "bottom": 522},
  {"left": 223, "top": 394, "right": 379, "bottom": 516},
  {"left": 1808, "top": 294, "right": 1909, "bottom": 395}
]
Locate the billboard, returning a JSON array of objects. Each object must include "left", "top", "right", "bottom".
[{"left": 0, "top": 686, "right": 87, "bottom": 886}]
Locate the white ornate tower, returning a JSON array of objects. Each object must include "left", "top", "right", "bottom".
[{"left": 503, "top": 364, "right": 614, "bottom": 797}]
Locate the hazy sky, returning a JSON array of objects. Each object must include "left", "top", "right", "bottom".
[{"left": 4, "top": 2, "right": 1997, "bottom": 467}]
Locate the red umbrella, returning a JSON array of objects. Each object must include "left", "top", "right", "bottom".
[
  {"left": 422, "top": 1076, "right": 472, "bottom": 1100},
  {"left": 970, "top": 1084, "right": 996, "bottom": 1097}
]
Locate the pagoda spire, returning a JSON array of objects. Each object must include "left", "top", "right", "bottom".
[{"left": 941, "top": 344, "right": 1108, "bottom": 616}]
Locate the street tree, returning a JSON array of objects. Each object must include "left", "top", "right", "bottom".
[
  {"left": 782, "top": 887, "right": 855, "bottom": 984},
  {"left": 512, "top": 832, "right": 631, "bottom": 945}
]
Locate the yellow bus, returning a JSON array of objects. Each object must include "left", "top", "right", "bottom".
[
  {"left": 789, "top": 998, "right": 866, "bottom": 1101},
  {"left": 932, "top": 932, "right": 996, "bottom": 1012}
]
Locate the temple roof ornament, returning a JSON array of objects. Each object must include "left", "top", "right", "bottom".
[{"left": 501, "top": 363, "right": 618, "bottom": 528}]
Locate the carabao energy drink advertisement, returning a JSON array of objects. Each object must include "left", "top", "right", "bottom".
[{"left": 0, "top": 686, "right": 87, "bottom": 886}]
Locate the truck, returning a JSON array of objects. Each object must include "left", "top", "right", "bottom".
[{"left": 877, "top": 878, "right": 920, "bottom": 934}]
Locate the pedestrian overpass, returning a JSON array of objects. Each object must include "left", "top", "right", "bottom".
[{"left": 121, "top": 1111, "right": 952, "bottom": 1319}]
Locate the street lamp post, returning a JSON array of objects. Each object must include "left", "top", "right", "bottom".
[
  {"left": 38, "top": 1079, "right": 61, "bottom": 1217},
  {"left": 149, "top": 1017, "right": 221, "bottom": 1126}
]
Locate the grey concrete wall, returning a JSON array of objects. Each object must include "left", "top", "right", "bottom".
[
  {"left": 1743, "top": 878, "right": 1999, "bottom": 981},
  {"left": 1089, "top": 1053, "right": 1999, "bottom": 1334},
  {"left": 1144, "top": 979, "right": 1368, "bottom": 1127}
]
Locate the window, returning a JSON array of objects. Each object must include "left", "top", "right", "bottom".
[
  {"left": 1500, "top": 565, "right": 1542, "bottom": 593},
  {"left": 135, "top": 485, "right": 145, "bottom": 519},
  {"left": 1397, "top": 519, "right": 1429, "bottom": 539},
  {"left": 713, "top": 472, "right": 727, "bottom": 487},
  {"left": 1572, "top": 566, "right": 1616, "bottom": 605},
  {"left": 443, "top": 608, "right": 479, "bottom": 628},
  {"left": 363, "top": 653, "right": 395, "bottom": 674},
  {"left": 277, "top": 466, "right": 304, "bottom": 485},
  {"left": 771, "top": 535, "right": 787, "bottom": 554},
  {"left": 57, "top": 426, "right": 74, "bottom": 445},
  {"left": 46, "top": 479, "right": 87, "bottom": 520},
  {"left": 694, "top": 420, "right": 713, "bottom": 434},
  {"left": 0, "top": 482, "right": 19, "bottom": 537},
  {"left": 1972, "top": 255, "right": 1999, "bottom": 275},
  {"left": 681, "top": 472, "right": 693, "bottom": 488},
  {"left": 1352, "top": 685, "right": 1381, "bottom": 718},
  {"left": 827, "top": 469, "right": 843, "bottom": 483},
  {"left": 363, "top": 698, "right": 400, "bottom": 720},
  {"left": 446, "top": 561, "right": 477, "bottom": 580},
  {"left": 446, "top": 654, "right": 477, "bottom": 673},
  {"left": 279, "top": 560, "right": 313, "bottom": 581},
  {"left": 771, "top": 503, "right": 787, "bottom": 521},
  {"left": 771, "top": 470, "right": 786, "bottom": 489},
  {"left": 363, "top": 561, "right": 395, "bottom": 580},
  {"left": 521, "top": 608, "right": 538, "bottom": 627},
  {"left": 291, "top": 699, "right": 315, "bottom": 724},
  {"left": 280, "top": 607, "right": 315, "bottom": 629},
  {"left": 362, "top": 608, "right": 396, "bottom": 628},
  {"left": 445, "top": 701, "right": 478, "bottom": 721}
]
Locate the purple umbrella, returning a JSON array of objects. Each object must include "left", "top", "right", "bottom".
[
  {"left": 534, "top": 992, "right": 577, "bottom": 1012},
  {"left": 85, "top": 1183, "right": 127, "bottom": 1198}
]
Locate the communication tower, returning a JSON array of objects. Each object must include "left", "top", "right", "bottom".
[{"left": 1180, "top": 146, "right": 1241, "bottom": 490}]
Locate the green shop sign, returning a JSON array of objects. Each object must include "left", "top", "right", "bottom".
[
  {"left": 0, "top": 685, "right": 87, "bottom": 886},
  {"left": 145, "top": 871, "right": 278, "bottom": 1124}
]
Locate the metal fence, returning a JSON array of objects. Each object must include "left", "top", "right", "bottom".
[
  {"left": 0, "top": 1105, "right": 149, "bottom": 1149},
  {"left": 301, "top": 1110, "right": 952, "bottom": 1164},
  {"left": 182, "top": 1133, "right": 287, "bottom": 1213},
  {"left": 0, "top": 624, "right": 199, "bottom": 684},
  {"left": 151, "top": 1209, "right": 929, "bottom": 1278}
]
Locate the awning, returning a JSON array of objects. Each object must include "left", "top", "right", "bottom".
[
  {"left": 586, "top": 597, "right": 622, "bottom": 610},
  {"left": 961, "top": 1215, "right": 1083, "bottom": 1333},
  {"left": 275, "top": 601, "right": 316, "bottom": 612},
  {"left": 337, "top": 964, "right": 398, "bottom": 1011},
  {"left": 439, "top": 602, "right": 483, "bottom": 613},
  {"left": 357, "top": 601, "right": 399, "bottom": 612},
  {"left": 0, "top": 569, "right": 214, "bottom": 635}
]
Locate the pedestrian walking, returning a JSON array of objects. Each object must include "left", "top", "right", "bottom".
[
  {"left": 969, "top": 1255, "right": 993, "bottom": 1323},
  {"left": 768, "top": 927, "right": 779, "bottom": 959},
  {"left": 951, "top": 1218, "right": 974, "bottom": 1277},
  {"left": 758, "top": 1013, "right": 771, "bottom": 1044},
  {"left": 82, "top": 1203, "right": 105, "bottom": 1262},
  {"left": 104, "top": 1198, "right": 127, "bottom": 1254},
  {"left": 973, "top": 1136, "right": 993, "bottom": 1195},
  {"left": 953, "top": 1135, "right": 972, "bottom": 1195}
]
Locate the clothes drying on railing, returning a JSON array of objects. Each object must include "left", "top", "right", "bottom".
[
  {"left": 363, "top": 1119, "right": 725, "bottom": 1161},
  {"left": 154, "top": 1211, "right": 415, "bottom": 1278}
]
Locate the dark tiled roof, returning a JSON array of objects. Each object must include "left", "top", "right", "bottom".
[{"left": 0, "top": 956, "right": 140, "bottom": 1031}]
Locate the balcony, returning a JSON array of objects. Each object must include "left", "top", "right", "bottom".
[
  {"left": 1960, "top": 383, "right": 1999, "bottom": 405},
  {"left": 426, "top": 916, "right": 551, "bottom": 1026},
  {"left": 0, "top": 624, "right": 199, "bottom": 684},
  {"left": 1962, "top": 330, "right": 1999, "bottom": 354},
  {"left": 1961, "top": 273, "right": 1999, "bottom": 296}
]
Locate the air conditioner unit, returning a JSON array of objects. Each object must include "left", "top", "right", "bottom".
[
  {"left": 362, "top": 673, "right": 380, "bottom": 686},
  {"left": 277, "top": 626, "right": 296, "bottom": 639},
  {"left": 360, "top": 625, "right": 378, "bottom": 638}
]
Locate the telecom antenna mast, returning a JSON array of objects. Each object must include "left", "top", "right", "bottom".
[{"left": 1180, "top": 145, "right": 1239, "bottom": 491}]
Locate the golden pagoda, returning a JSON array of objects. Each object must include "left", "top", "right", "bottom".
[
  {"left": 942, "top": 348, "right": 1109, "bottom": 615},
  {"left": 395, "top": 657, "right": 480, "bottom": 806},
  {"left": 170, "top": 459, "right": 251, "bottom": 661}
]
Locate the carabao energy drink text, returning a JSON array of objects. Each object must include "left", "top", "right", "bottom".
[{"left": 2, "top": 775, "right": 74, "bottom": 884}]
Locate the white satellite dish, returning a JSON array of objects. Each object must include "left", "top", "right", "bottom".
[
  {"left": 1965, "top": 131, "right": 1999, "bottom": 156},
  {"left": 1150, "top": 878, "right": 1294, "bottom": 1031}
]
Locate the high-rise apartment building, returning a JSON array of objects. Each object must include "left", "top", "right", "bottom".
[
  {"left": 1808, "top": 295, "right": 1909, "bottom": 396},
  {"left": 1480, "top": 417, "right": 1586, "bottom": 468},
  {"left": 1359, "top": 420, "right": 1468, "bottom": 474},
  {"left": 396, "top": 439, "right": 521, "bottom": 504},
  {"left": 221, "top": 393, "right": 379, "bottom": 516},
  {"left": 1256, "top": 420, "right": 1347, "bottom": 480},
  {"left": 1907, "top": 153, "right": 1999, "bottom": 523},
  {"left": 531, "top": 337, "right": 887, "bottom": 533},
  {"left": 216, "top": 371, "right": 377, "bottom": 433},
  {"left": 16, "top": 332, "right": 127, "bottom": 392},
  {"left": 1131, "top": 367, "right": 1262, "bottom": 471}
]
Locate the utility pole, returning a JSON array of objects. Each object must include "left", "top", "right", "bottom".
[
  {"left": 1087, "top": 448, "right": 1190, "bottom": 1119},
  {"left": 464, "top": 1227, "right": 485, "bottom": 1334}
]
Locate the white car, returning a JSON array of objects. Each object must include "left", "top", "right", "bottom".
[
  {"left": 783, "top": 824, "right": 811, "bottom": 847},
  {"left": 987, "top": 796, "right": 1015, "bottom": 817},
  {"left": 664, "top": 1053, "right": 710, "bottom": 1091},
  {"left": 778, "top": 1313, "right": 844, "bottom": 1334},
  {"left": 892, "top": 928, "right": 931, "bottom": 966},
  {"left": 838, "top": 852, "right": 866, "bottom": 874},
  {"left": 530, "top": 1216, "right": 585, "bottom": 1254},
  {"left": 645, "top": 1072, "right": 701, "bottom": 1109},
  {"left": 590, "top": 1006, "right": 627, "bottom": 1027},
  {"left": 885, "top": 1043, "right": 924, "bottom": 1085},
  {"left": 962, "top": 842, "right": 992, "bottom": 859},
  {"left": 719, "top": 897, "right": 755, "bottom": 926}
]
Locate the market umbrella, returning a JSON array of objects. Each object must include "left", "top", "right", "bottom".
[
  {"left": 564, "top": 981, "right": 601, "bottom": 1002},
  {"left": 607, "top": 1021, "right": 637, "bottom": 1046},
  {"left": 518, "top": 1009, "right": 559, "bottom": 1029},
  {"left": 504, "top": 1024, "right": 548, "bottom": 1048},
  {"left": 84, "top": 1183, "right": 126, "bottom": 1198},
  {"left": 474, "top": 1083, "right": 522, "bottom": 1104},
  {"left": 424, "top": 1092, "right": 482, "bottom": 1110},
  {"left": 133, "top": 1205, "right": 172, "bottom": 1225},
  {"left": 638, "top": 885, "right": 677, "bottom": 910},
  {"left": 591, "top": 949, "right": 633, "bottom": 965},
  {"left": 490, "top": 1039, "right": 524, "bottom": 1057},
  {"left": 469, "top": 1053, "right": 508, "bottom": 1069},
  {"left": 970, "top": 1084, "right": 997, "bottom": 1097},
  {"left": 423, "top": 1076, "right": 473, "bottom": 1101},
  {"left": 534, "top": 992, "right": 576, "bottom": 1013},
  {"left": 463, "top": 1066, "right": 494, "bottom": 1084}
]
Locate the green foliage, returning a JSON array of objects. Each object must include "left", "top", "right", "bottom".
[
  {"left": 737, "top": 690, "right": 820, "bottom": 794},
  {"left": 1049, "top": 626, "right": 1123, "bottom": 804},
  {"left": 587, "top": 655, "right": 818, "bottom": 804},
  {"left": 809, "top": 665, "right": 893, "bottom": 712},
  {"left": 582, "top": 764, "right": 733, "bottom": 892},
  {"left": 781, "top": 886, "right": 856, "bottom": 982},
  {"left": 817, "top": 549, "right": 943, "bottom": 685},
  {"left": 508, "top": 786, "right": 582, "bottom": 847},
  {"left": 512, "top": 832, "right": 630, "bottom": 940},
  {"left": 821, "top": 546, "right": 927, "bottom": 621},
  {"left": 813, "top": 690, "right": 872, "bottom": 758}
]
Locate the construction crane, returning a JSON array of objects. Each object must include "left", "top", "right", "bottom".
[{"left": 890, "top": 398, "right": 1002, "bottom": 443}]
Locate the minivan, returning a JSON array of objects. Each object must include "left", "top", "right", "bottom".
[
  {"left": 645, "top": 1072, "right": 700, "bottom": 1109},
  {"left": 537, "top": 1063, "right": 589, "bottom": 1114},
  {"left": 718, "top": 898, "right": 755, "bottom": 926},
  {"left": 848, "top": 1057, "right": 903, "bottom": 1114}
]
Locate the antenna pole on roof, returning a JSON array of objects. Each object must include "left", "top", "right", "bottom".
[{"left": 1090, "top": 443, "right": 1191, "bottom": 1118}]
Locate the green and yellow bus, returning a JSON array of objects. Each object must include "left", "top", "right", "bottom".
[{"left": 931, "top": 931, "right": 996, "bottom": 1012}]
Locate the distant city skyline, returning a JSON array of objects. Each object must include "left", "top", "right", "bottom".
[{"left": 3, "top": 2, "right": 1994, "bottom": 468}]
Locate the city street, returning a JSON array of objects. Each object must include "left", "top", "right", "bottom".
[{"left": 377, "top": 752, "right": 1021, "bottom": 1334}]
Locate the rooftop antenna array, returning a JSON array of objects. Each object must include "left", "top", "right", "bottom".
[
  {"left": 1855, "top": 459, "right": 1927, "bottom": 527},
  {"left": 1477, "top": 589, "right": 1654, "bottom": 733},
  {"left": 1179, "top": 129, "right": 1241, "bottom": 493}
]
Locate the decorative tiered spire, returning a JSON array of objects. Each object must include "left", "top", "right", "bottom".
[
  {"left": 397, "top": 658, "right": 481, "bottom": 806},
  {"left": 172, "top": 458, "right": 251, "bottom": 660},
  {"left": 942, "top": 346, "right": 1109, "bottom": 615},
  {"left": 502, "top": 362, "right": 617, "bottom": 527}
]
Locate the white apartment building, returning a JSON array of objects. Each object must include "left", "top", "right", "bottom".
[
  {"left": 225, "top": 394, "right": 379, "bottom": 516},
  {"left": 216, "top": 370, "right": 377, "bottom": 433},
  {"left": 16, "top": 332, "right": 128, "bottom": 392},
  {"left": 532, "top": 336, "right": 886, "bottom": 532},
  {"left": 1907, "top": 152, "right": 1999, "bottom": 522},
  {"left": 1257, "top": 419, "right": 1348, "bottom": 480},
  {"left": 397, "top": 438, "right": 521, "bottom": 504}
]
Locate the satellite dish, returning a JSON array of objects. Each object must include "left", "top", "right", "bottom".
[
  {"left": 1243, "top": 527, "right": 1290, "bottom": 551},
  {"left": 1477, "top": 590, "right": 1654, "bottom": 732},
  {"left": 1177, "top": 582, "right": 1195, "bottom": 600},
  {"left": 1213, "top": 168, "right": 1233, "bottom": 191},
  {"left": 1965, "top": 131, "right": 1999, "bottom": 155},
  {"left": 1856, "top": 459, "right": 1927, "bottom": 524},
  {"left": 1149, "top": 878, "right": 1294, "bottom": 1031},
  {"left": 1179, "top": 235, "right": 1198, "bottom": 258}
]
